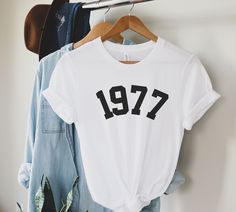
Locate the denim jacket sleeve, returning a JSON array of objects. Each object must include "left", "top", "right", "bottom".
[{"left": 18, "top": 67, "right": 42, "bottom": 189}]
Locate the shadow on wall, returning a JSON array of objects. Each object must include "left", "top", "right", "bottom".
[
  {"left": 176, "top": 62, "right": 236, "bottom": 211},
  {"left": 142, "top": 13, "right": 236, "bottom": 28},
  {"left": 138, "top": 11, "right": 236, "bottom": 212}
]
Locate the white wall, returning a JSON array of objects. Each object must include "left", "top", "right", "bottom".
[{"left": 0, "top": 0, "right": 235, "bottom": 211}]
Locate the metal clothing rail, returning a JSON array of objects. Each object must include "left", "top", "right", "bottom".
[{"left": 82, "top": 0, "right": 154, "bottom": 10}]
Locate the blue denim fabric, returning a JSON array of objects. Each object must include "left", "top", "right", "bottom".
[
  {"left": 19, "top": 44, "right": 79, "bottom": 212},
  {"left": 39, "top": 2, "right": 90, "bottom": 60},
  {"left": 18, "top": 41, "right": 185, "bottom": 212}
]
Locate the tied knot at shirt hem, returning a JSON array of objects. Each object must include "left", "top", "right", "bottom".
[{"left": 113, "top": 197, "right": 151, "bottom": 212}]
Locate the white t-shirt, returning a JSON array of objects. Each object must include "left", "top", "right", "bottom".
[{"left": 42, "top": 37, "right": 220, "bottom": 212}]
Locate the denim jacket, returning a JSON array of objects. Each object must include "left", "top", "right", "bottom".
[{"left": 18, "top": 42, "right": 185, "bottom": 212}]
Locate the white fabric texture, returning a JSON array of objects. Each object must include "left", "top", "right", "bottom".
[{"left": 42, "top": 36, "right": 220, "bottom": 212}]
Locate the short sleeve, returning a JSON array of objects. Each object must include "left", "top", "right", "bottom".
[
  {"left": 182, "top": 56, "right": 220, "bottom": 130},
  {"left": 42, "top": 53, "right": 77, "bottom": 124}
]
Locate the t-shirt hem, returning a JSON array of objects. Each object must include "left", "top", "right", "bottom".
[
  {"left": 111, "top": 178, "right": 174, "bottom": 212},
  {"left": 183, "top": 89, "right": 220, "bottom": 130},
  {"left": 41, "top": 88, "right": 75, "bottom": 124}
]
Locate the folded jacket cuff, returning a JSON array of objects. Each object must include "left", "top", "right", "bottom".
[
  {"left": 18, "top": 162, "right": 32, "bottom": 189},
  {"left": 164, "top": 171, "right": 185, "bottom": 195}
]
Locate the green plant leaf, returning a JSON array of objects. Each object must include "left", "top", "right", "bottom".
[
  {"left": 62, "top": 176, "right": 79, "bottom": 212},
  {"left": 35, "top": 175, "right": 56, "bottom": 212},
  {"left": 60, "top": 201, "right": 66, "bottom": 212},
  {"left": 35, "top": 175, "right": 45, "bottom": 212},
  {"left": 16, "top": 202, "right": 24, "bottom": 212},
  {"left": 42, "top": 177, "right": 56, "bottom": 212}
]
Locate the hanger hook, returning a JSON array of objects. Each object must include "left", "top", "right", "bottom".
[
  {"left": 128, "top": 3, "right": 135, "bottom": 16},
  {"left": 104, "top": 7, "right": 111, "bottom": 22}
]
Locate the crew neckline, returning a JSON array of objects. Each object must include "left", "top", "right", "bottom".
[{"left": 95, "top": 36, "right": 165, "bottom": 70}]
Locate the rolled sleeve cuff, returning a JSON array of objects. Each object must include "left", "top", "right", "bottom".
[
  {"left": 183, "top": 90, "right": 221, "bottom": 130},
  {"left": 42, "top": 88, "right": 75, "bottom": 124}
]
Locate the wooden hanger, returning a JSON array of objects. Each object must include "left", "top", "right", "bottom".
[
  {"left": 101, "top": 6, "right": 158, "bottom": 64},
  {"left": 73, "top": 7, "right": 123, "bottom": 49},
  {"left": 101, "top": 15, "right": 158, "bottom": 43},
  {"left": 73, "top": 22, "right": 123, "bottom": 49}
]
